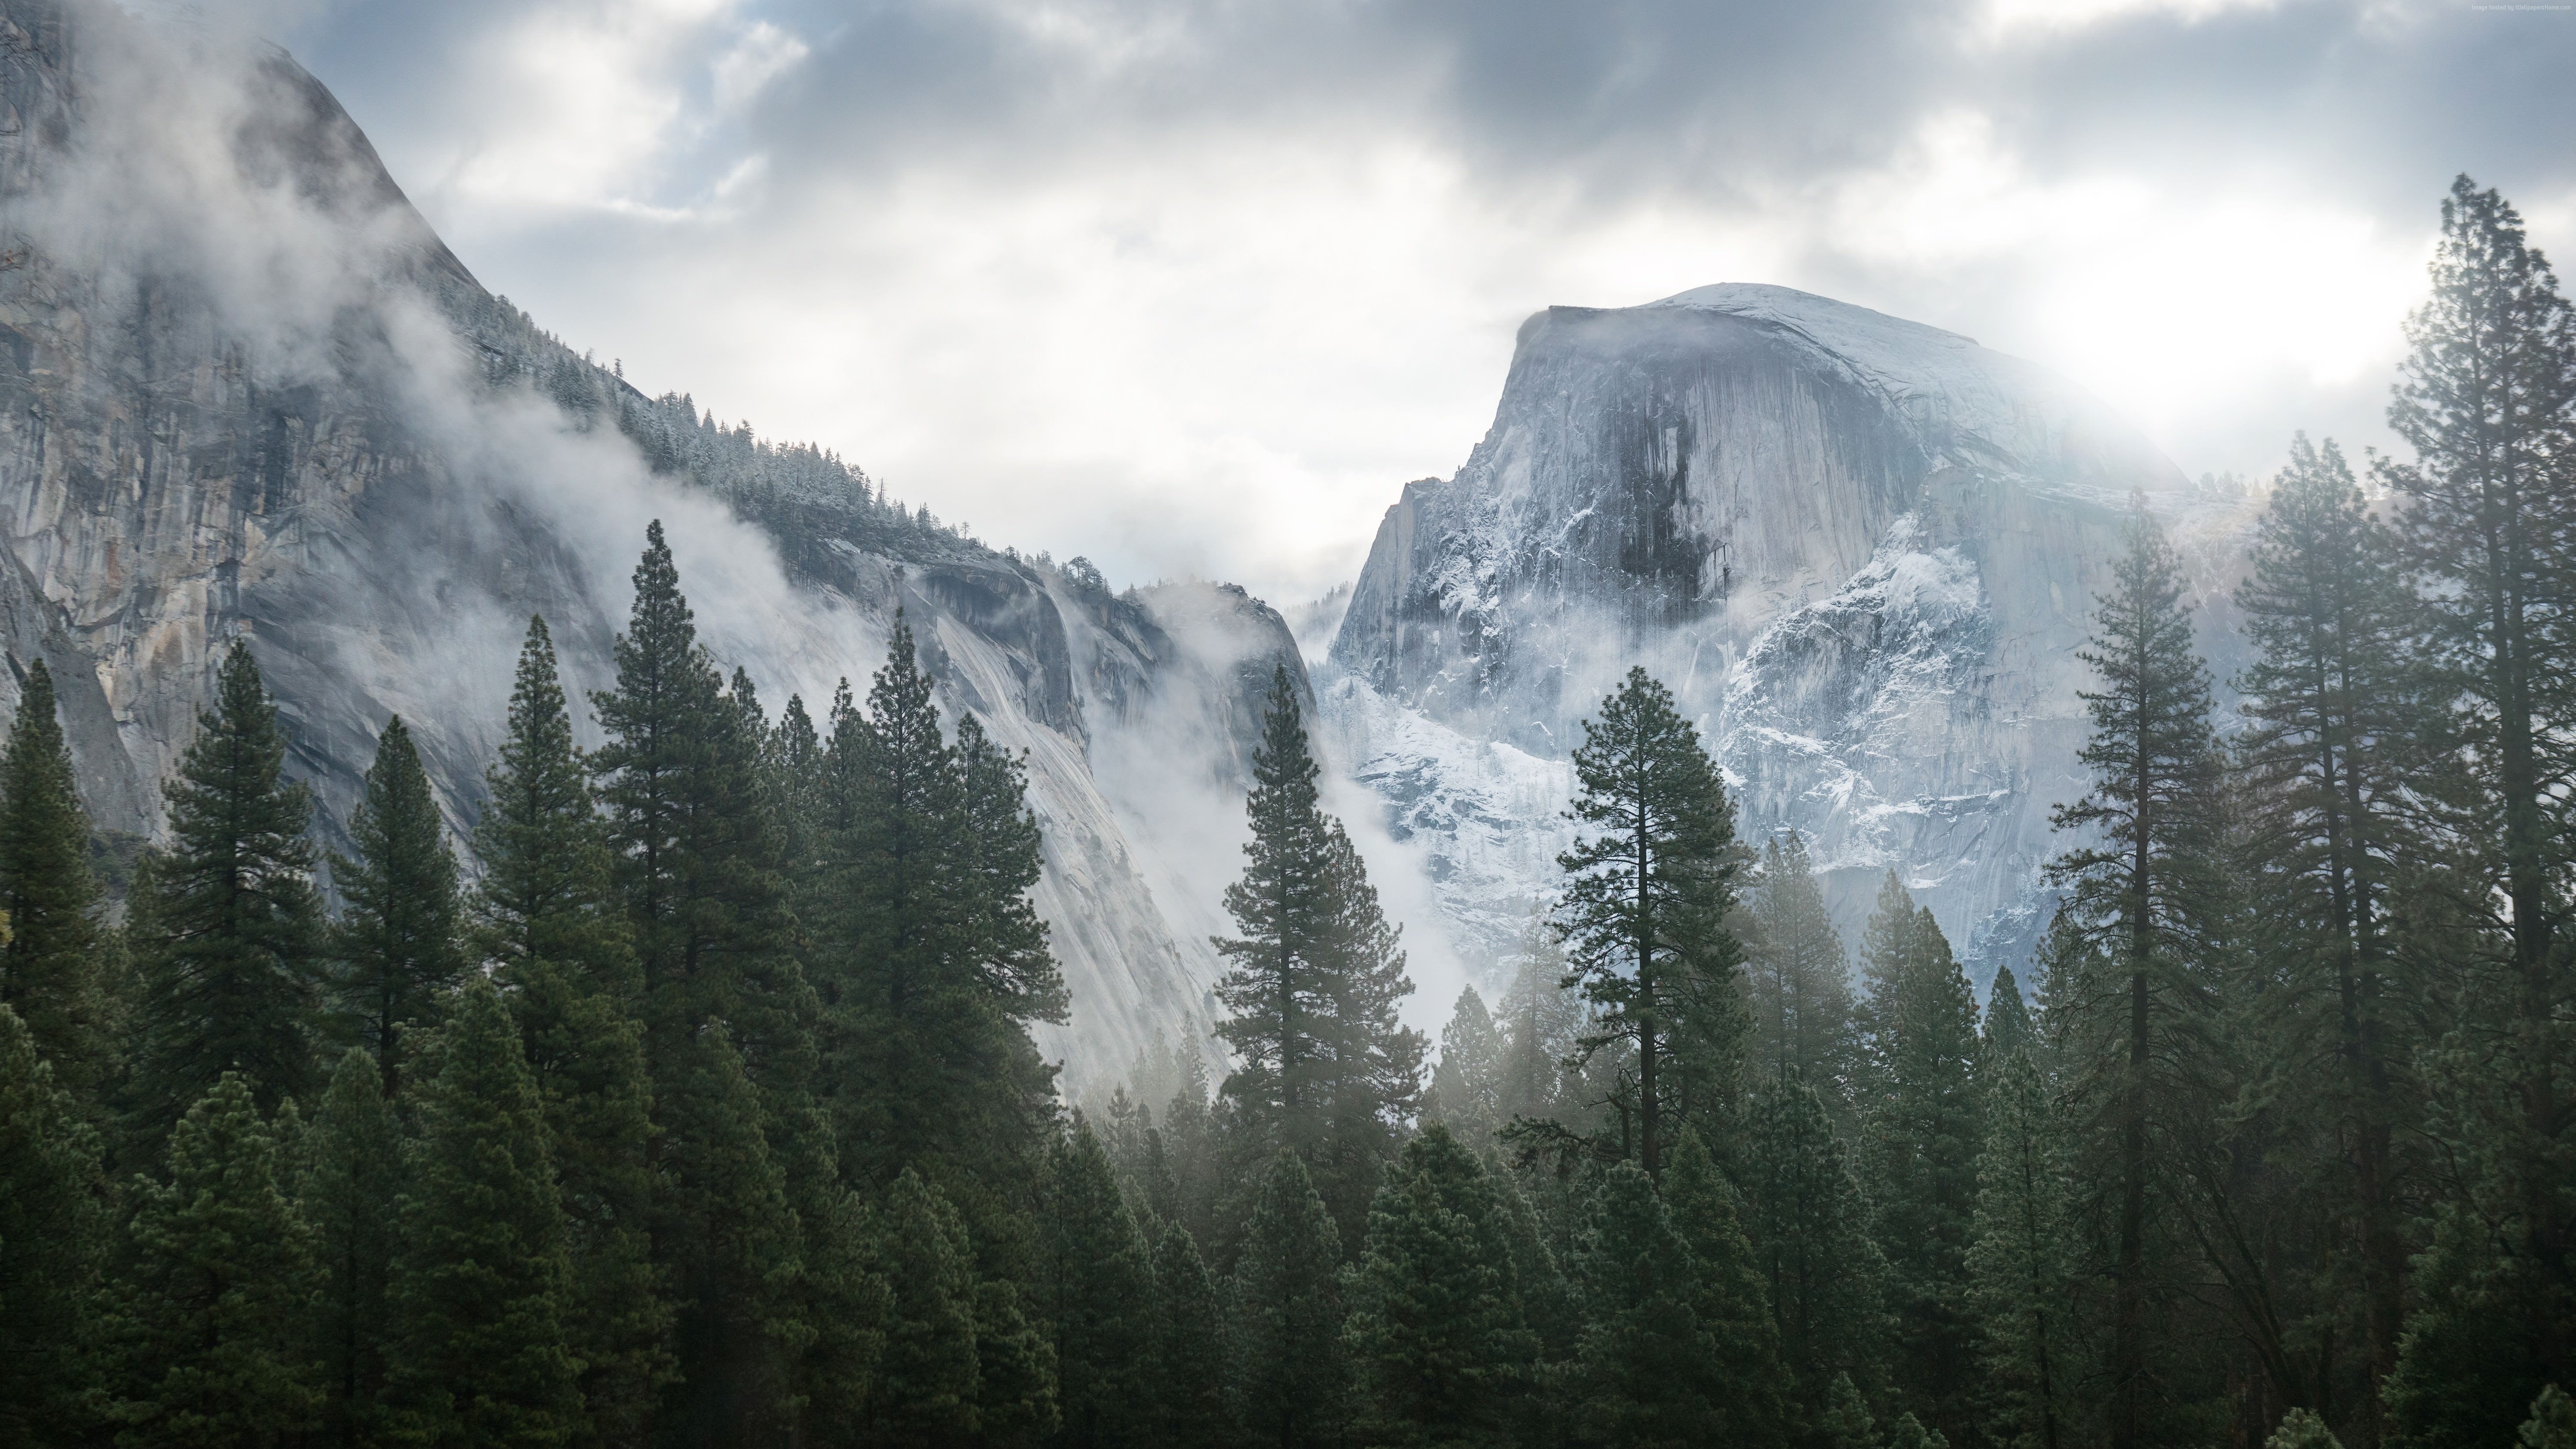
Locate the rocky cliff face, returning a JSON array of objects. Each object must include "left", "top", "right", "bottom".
[
  {"left": 1328, "top": 284, "right": 2226, "bottom": 984},
  {"left": 0, "top": 0, "right": 1298, "bottom": 1084}
]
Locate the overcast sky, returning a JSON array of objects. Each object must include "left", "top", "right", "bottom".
[{"left": 241, "top": 0, "right": 2576, "bottom": 609}]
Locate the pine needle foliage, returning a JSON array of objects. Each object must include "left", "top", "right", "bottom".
[
  {"left": 1555, "top": 666, "right": 1743, "bottom": 1181},
  {"left": 106, "top": 1072, "right": 324, "bottom": 1448},
  {"left": 0, "top": 1002, "right": 109, "bottom": 1446},
  {"left": 388, "top": 978, "right": 583, "bottom": 1448},
  {"left": 327, "top": 716, "right": 466, "bottom": 1098},
  {"left": 129, "top": 642, "right": 327, "bottom": 1134},
  {"left": 0, "top": 658, "right": 109, "bottom": 1097}
]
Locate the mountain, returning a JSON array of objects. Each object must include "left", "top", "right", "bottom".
[
  {"left": 0, "top": 0, "right": 1298, "bottom": 1085},
  {"left": 1324, "top": 283, "right": 2243, "bottom": 985}
]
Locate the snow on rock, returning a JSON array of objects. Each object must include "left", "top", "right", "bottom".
[{"left": 1331, "top": 283, "right": 2238, "bottom": 989}]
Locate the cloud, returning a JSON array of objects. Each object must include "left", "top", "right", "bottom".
[{"left": 243, "top": 0, "right": 2576, "bottom": 605}]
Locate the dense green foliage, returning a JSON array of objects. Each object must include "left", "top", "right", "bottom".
[{"left": 16, "top": 174, "right": 2576, "bottom": 1449}]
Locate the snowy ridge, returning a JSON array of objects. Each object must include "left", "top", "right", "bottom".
[
  {"left": 1331, "top": 281, "right": 2206, "bottom": 988},
  {"left": 1314, "top": 670, "right": 1575, "bottom": 974}
]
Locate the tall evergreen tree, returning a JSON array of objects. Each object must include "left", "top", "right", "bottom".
[
  {"left": 1229, "top": 1148, "right": 1350, "bottom": 1449},
  {"left": 970, "top": 1270, "right": 1060, "bottom": 1449},
  {"left": 1214, "top": 665, "right": 1424, "bottom": 1250},
  {"left": 2521, "top": 1388, "right": 2576, "bottom": 1449},
  {"left": 956, "top": 711, "right": 1070, "bottom": 1026},
  {"left": 1214, "top": 666, "right": 1336, "bottom": 1162},
  {"left": 1740, "top": 1074, "right": 1889, "bottom": 1431},
  {"left": 1663, "top": 1126, "right": 1788, "bottom": 1449},
  {"left": 654, "top": 1024, "right": 802, "bottom": 1443},
  {"left": 1968, "top": 966, "right": 2074, "bottom": 1449},
  {"left": 1743, "top": 832, "right": 1856, "bottom": 1119},
  {"left": 0, "top": 1002, "right": 109, "bottom": 1446},
  {"left": 819, "top": 618, "right": 1063, "bottom": 1206},
  {"left": 301, "top": 1049, "right": 401, "bottom": 1449},
  {"left": 1343, "top": 1125, "right": 1534, "bottom": 1447},
  {"left": 1572, "top": 1161, "right": 1727, "bottom": 1447},
  {"left": 388, "top": 977, "right": 582, "bottom": 1449},
  {"left": 1041, "top": 1122, "right": 1156, "bottom": 1449},
  {"left": 476, "top": 614, "right": 672, "bottom": 1444},
  {"left": 328, "top": 716, "right": 466, "bottom": 1098},
  {"left": 1428, "top": 985, "right": 1506, "bottom": 1142},
  {"left": 1149, "top": 1224, "right": 1231, "bottom": 1449},
  {"left": 790, "top": 1178, "right": 893, "bottom": 1449},
  {"left": 1981, "top": 966, "right": 2036, "bottom": 1061},
  {"left": 2378, "top": 177, "right": 2576, "bottom": 1447},
  {"left": 2047, "top": 502, "right": 2223, "bottom": 1449},
  {"left": 106, "top": 1072, "right": 324, "bottom": 1449},
  {"left": 1310, "top": 815, "right": 1427, "bottom": 1248},
  {"left": 1856, "top": 879, "right": 1985, "bottom": 1444},
  {"left": 592, "top": 526, "right": 816, "bottom": 1437},
  {"left": 862, "top": 1168, "right": 984, "bottom": 1447},
  {"left": 1494, "top": 934, "right": 1595, "bottom": 1135},
  {"left": 1555, "top": 667, "right": 1743, "bottom": 1180},
  {"left": 128, "top": 642, "right": 327, "bottom": 1132},
  {"left": 0, "top": 658, "right": 110, "bottom": 1098},
  {"left": 2232, "top": 433, "right": 2431, "bottom": 1445},
  {"left": 592, "top": 522, "right": 802, "bottom": 1086}
]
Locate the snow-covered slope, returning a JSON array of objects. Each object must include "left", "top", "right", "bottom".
[
  {"left": 0, "top": 0, "right": 1286, "bottom": 1085},
  {"left": 1329, "top": 284, "right": 2224, "bottom": 986}
]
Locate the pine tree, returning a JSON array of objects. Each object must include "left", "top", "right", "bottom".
[
  {"left": 1215, "top": 666, "right": 1337, "bottom": 1162},
  {"left": 1343, "top": 1125, "right": 1534, "bottom": 1447},
  {"left": 653, "top": 1024, "right": 801, "bottom": 1443},
  {"left": 476, "top": 614, "right": 671, "bottom": 1442},
  {"left": 1572, "top": 1160, "right": 1726, "bottom": 1447},
  {"left": 1042, "top": 1122, "right": 1156, "bottom": 1448},
  {"left": 1427, "top": 985, "right": 1506, "bottom": 1142},
  {"left": 2047, "top": 501, "right": 2223, "bottom": 1449},
  {"left": 129, "top": 642, "right": 327, "bottom": 1133},
  {"left": 1743, "top": 832, "right": 1856, "bottom": 1116},
  {"left": 1856, "top": 880, "right": 1985, "bottom": 1444},
  {"left": 592, "top": 527, "right": 816, "bottom": 1436},
  {"left": 0, "top": 658, "right": 109, "bottom": 1098},
  {"left": 1150, "top": 1223, "right": 1232, "bottom": 1449},
  {"left": 1740, "top": 1074, "right": 1888, "bottom": 1428},
  {"left": 862, "top": 1168, "right": 984, "bottom": 1447},
  {"left": 387, "top": 977, "right": 582, "bottom": 1449},
  {"left": 2270, "top": 1406, "right": 2347, "bottom": 1449},
  {"left": 0, "top": 1003, "right": 109, "bottom": 1446},
  {"left": 1310, "top": 815, "right": 1427, "bottom": 1248},
  {"left": 1663, "top": 1126, "right": 1788, "bottom": 1448},
  {"left": 2232, "top": 433, "right": 2431, "bottom": 1443},
  {"left": 1215, "top": 665, "right": 1424, "bottom": 1251},
  {"left": 477, "top": 616, "right": 637, "bottom": 1006},
  {"left": 2379, "top": 177, "right": 2576, "bottom": 1447},
  {"left": 955, "top": 711, "right": 1069, "bottom": 1025},
  {"left": 1968, "top": 969, "right": 2074, "bottom": 1449},
  {"left": 1229, "top": 1148, "right": 1350, "bottom": 1449},
  {"left": 1489, "top": 1152, "right": 1579, "bottom": 1364},
  {"left": 2522, "top": 1387, "right": 2576, "bottom": 1449},
  {"left": 1157, "top": 1040, "right": 1223, "bottom": 1251},
  {"left": 1982, "top": 965, "right": 2036, "bottom": 1061},
  {"left": 1493, "top": 933, "right": 1594, "bottom": 1134},
  {"left": 106, "top": 1072, "right": 324, "bottom": 1448},
  {"left": 790, "top": 1179, "right": 892, "bottom": 1449},
  {"left": 302, "top": 1049, "right": 400, "bottom": 1449},
  {"left": 592, "top": 522, "right": 802, "bottom": 1086},
  {"left": 328, "top": 716, "right": 466, "bottom": 1098},
  {"left": 970, "top": 1274, "right": 1058, "bottom": 1449},
  {"left": 819, "top": 618, "right": 1062, "bottom": 1207},
  {"left": 1822, "top": 1371, "right": 1879, "bottom": 1449},
  {"left": 1556, "top": 666, "right": 1743, "bottom": 1180}
]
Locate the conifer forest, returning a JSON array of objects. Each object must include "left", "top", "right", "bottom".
[{"left": 15, "top": 178, "right": 2576, "bottom": 1449}]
